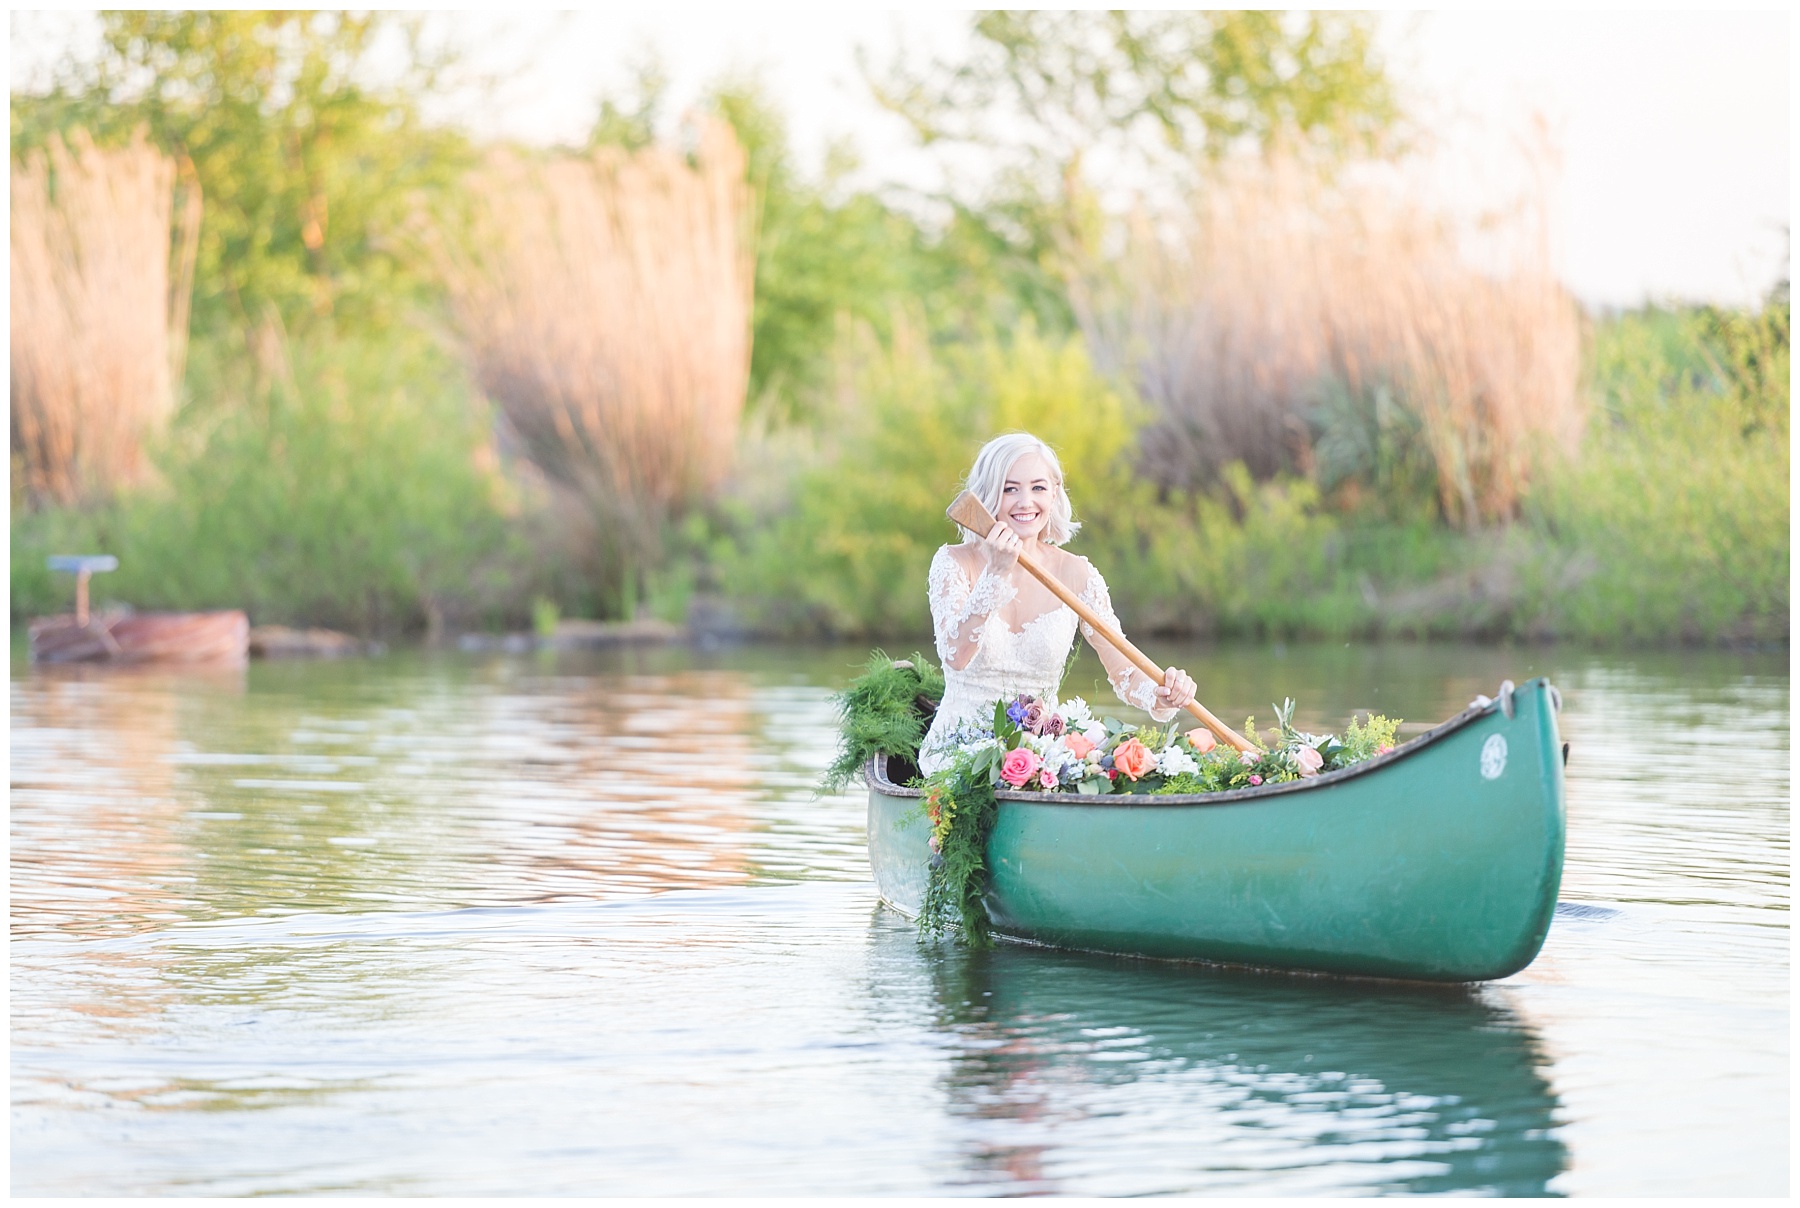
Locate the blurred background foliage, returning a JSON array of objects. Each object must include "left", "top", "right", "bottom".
[{"left": 11, "top": 11, "right": 1788, "bottom": 647}]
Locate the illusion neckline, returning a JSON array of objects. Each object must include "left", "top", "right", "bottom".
[{"left": 990, "top": 605, "right": 1074, "bottom": 638}]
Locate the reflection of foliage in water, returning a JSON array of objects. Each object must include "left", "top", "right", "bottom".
[
  {"left": 11, "top": 654, "right": 773, "bottom": 935},
  {"left": 918, "top": 941, "right": 1567, "bottom": 1197}
]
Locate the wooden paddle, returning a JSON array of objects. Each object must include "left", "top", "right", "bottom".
[{"left": 946, "top": 491, "right": 1255, "bottom": 753}]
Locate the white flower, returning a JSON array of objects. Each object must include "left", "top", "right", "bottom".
[
  {"left": 1081, "top": 721, "right": 1108, "bottom": 745},
  {"left": 1155, "top": 746, "right": 1200, "bottom": 778},
  {"left": 1042, "top": 744, "right": 1083, "bottom": 783},
  {"left": 1060, "top": 696, "right": 1093, "bottom": 725}
]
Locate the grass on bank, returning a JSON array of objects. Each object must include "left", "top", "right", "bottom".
[
  {"left": 9, "top": 305, "right": 1787, "bottom": 647},
  {"left": 1519, "top": 304, "right": 1789, "bottom": 643},
  {"left": 11, "top": 329, "right": 528, "bottom": 635},
  {"left": 715, "top": 303, "right": 1786, "bottom": 645},
  {"left": 714, "top": 319, "right": 1474, "bottom": 640}
]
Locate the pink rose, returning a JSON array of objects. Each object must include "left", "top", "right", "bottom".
[
  {"left": 999, "top": 747, "right": 1042, "bottom": 788},
  {"left": 1063, "top": 732, "right": 1096, "bottom": 759},
  {"left": 1188, "top": 728, "right": 1217, "bottom": 754},
  {"left": 1293, "top": 746, "right": 1324, "bottom": 777},
  {"left": 1377, "top": 744, "right": 1394, "bottom": 755},
  {"left": 1248, "top": 774, "right": 1263, "bottom": 786},
  {"left": 1038, "top": 767, "right": 1058, "bottom": 791}
]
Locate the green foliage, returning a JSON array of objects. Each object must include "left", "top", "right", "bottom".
[
  {"left": 1102, "top": 464, "right": 1365, "bottom": 636},
  {"left": 1524, "top": 303, "right": 1789, "bottom": 643},
  {"left": 700, "top": 77, "right": 939, "bottom": 418},
  {"left": 861, "top": 11, "right": 1401, "bottom": 373},
  {"left": 587, "top": 68, "right": 1061, "bottom": 424},
  {"left": 10, "top": 17, "right": 1782, "bottom": 652},
  {"left": 917, "top": 764, "right": 1000, "bottom": 947},
  {"left": 11, "top": 329, "right": 521, "bottom": 634},
  {"left": 587, "top": 54, "right": 668, "bottom": 152},
  {"left": 12, "top": 11, "right": 470, "bottom": 338},
  {"left": 1308, "top": 377, "right": 1441, "bottom": 522},
  {"left": 718, "top": 321, "right": 1147, "bottom": 635},
  {"left": 821, "top": 651, "right": 946, "bottom": 793},
  {"left": 718, "top": 321, "right": 1490, "bottom": 641},
  {"left": 1340, "top": 713, "right": 1401, "bottom": 764},
  {"left": 531, "top": 597, "right": 560, "bottom": 638},
  {"left": 866, "top": 11, "right": 1397, "bottom": 172}
]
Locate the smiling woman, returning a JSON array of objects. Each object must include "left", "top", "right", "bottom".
[{"left": 920, "top": 432, "right": 1197, "bottom": 775}]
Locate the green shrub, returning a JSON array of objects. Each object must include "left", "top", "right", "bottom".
[
  {"left": 12, "top": 330, "right": 525, "bottom": 634},
  {"left": 717, "top": 321, "right": 1475, "bottom": 640},
  {"left": 716, "top": 320, "right": 1142, "bottom": 635},
  {"left": 1524, "top": 305, "right": 1788, "bottom": 643}
]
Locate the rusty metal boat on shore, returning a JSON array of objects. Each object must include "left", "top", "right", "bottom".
[
  {"left": 29, "top": 610, "right": 250, "bottom": 665},
  {"left": 27, "top": 555, "right": 249, "bottom": 666}
]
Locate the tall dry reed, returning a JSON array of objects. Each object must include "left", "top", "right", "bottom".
[
  {"left": 11, "top": 128, "right": 201, "bottom": 507},
  {"left": 1069, "top": 149, "right": 1582, "bottom": 526},
  {"left": 429, "top": 117, "right": 754, "bottom": 562}
]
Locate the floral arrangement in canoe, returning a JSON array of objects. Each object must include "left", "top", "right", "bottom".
[{"left": 914, "top": 693, "right": 1400, "bottom": 946}]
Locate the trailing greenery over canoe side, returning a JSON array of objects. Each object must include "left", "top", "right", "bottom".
[
  {"left": 917, "top": 766, "right": 1001, "bottom": 947},
  {"left": 819, "top": 651, "right": 945, "bottom": 794}
]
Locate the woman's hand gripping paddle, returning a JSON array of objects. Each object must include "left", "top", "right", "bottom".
[{"left": 947, "top": 491, "right": 1256, "bottom": 754}]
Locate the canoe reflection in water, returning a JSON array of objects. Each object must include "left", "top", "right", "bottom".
[{"left": 896, "top": 932, "right": 1568, "bottom": 1196}]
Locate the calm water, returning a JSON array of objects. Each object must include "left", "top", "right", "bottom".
[{"left": 11, "top": 640, "right": 1788, "bottom": 1195}]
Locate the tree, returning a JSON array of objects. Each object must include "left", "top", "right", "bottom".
[
  {"left": 12, "top": 11, "right": 469, "bottom": 339},
  {"left": 865, "top": 10, "right": 1398, "bottom": 181},
  {"left": 859, "top": 11, "right": 1400, "bottom": 316}
]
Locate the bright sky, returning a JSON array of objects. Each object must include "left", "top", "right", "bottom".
[{"left": 11, "top": 9, "right": 1791, "bottom": 308}]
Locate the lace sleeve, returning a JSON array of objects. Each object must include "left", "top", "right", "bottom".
[
  {"left": 1077, "top": 562, "right": 1177, "bottom": 721},
  {"left": 928, "top": 546, "right": 1017, "bottom": 671}
]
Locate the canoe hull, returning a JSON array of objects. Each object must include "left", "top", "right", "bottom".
[{"left": 868, "top": 678, "right": 1565, "bottom": 982}]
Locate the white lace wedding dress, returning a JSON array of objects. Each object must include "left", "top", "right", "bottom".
[{"left": 919, "top": 545, "right": 1177, "bottom": 774}]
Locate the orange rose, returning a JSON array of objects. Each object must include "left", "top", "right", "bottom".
[
  {"left": 1063, "top": 732, "right": 1096, "bottom": 759},
  {"left": 1113, "top": 737, "right": 1155, "bottom": 781},
  {"left": 1187, "top": 728, "right": 1217, "bottom": 754}
]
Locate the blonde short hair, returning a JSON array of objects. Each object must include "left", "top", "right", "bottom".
[{"left": 959, "top": 432, "right": 1081, "bottom": 546}]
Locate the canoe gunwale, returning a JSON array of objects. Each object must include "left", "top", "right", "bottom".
[{"left": 866, "top": 677, "right": 1552, "bottom": 807}]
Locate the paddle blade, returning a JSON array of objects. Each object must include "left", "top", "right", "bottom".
[{"left": 946, "top": 491, "right": 995, "bottom": 536}]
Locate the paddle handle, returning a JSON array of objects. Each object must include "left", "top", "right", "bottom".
[{"left": 946, "top": 492, "right": 1255, "bottom": 753}]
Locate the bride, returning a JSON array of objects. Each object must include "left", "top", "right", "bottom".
[{"left": 920, "top": 432, "right": 1198, "bottom": 774}]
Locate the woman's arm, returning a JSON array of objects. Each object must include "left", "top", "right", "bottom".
[
  {"left": 1074, "top": 561, "right": 1195, "bottom": 720},
  {"left": 928, "top": 545, "right": 1017, "bottom": 671}
]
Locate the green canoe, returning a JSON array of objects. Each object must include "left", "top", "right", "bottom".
[{"left": 866, "top": 677, "right": 1566, "bottom": 982}]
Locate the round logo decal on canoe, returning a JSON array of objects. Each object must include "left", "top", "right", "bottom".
[{"left": 1480, "top": 733, "right": 1508, "bottom": 780}]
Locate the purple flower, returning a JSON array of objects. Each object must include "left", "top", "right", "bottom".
[
  {"left": 1006, "top": 697, "right": 1030, "bottom": 726},
  {"left": 1042, "top": 713, "right": 1065, "bottom": 737}
]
